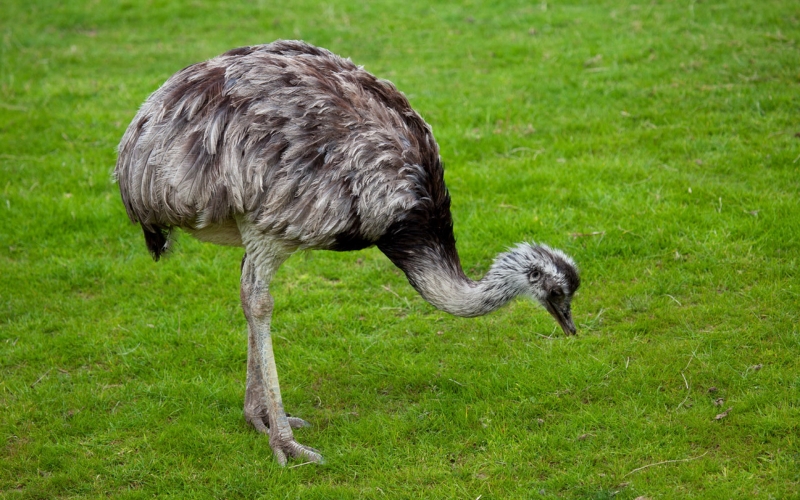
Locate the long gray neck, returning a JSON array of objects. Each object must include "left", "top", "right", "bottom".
[{"left": 404, "top": 258, "right": 519, "bottom": 318}]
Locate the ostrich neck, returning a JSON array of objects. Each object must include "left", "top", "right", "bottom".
[
  {"left": 377, "top": 213, "right": 517, "bottom": 318},
  {"left": 401, "top": 253, "right": 515, "bottom": 318}
]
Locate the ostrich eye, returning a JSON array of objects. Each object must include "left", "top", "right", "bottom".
[{"left": 529, "top": 269, "right": 541, "bottom": 281}]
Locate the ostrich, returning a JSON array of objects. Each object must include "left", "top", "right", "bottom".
[{"left": 115, "top": 40, "right": 580, "bottom": 465}]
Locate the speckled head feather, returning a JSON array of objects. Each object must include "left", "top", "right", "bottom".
[{"left": 494, "top": 242, "right": 580, "bottom": 298}]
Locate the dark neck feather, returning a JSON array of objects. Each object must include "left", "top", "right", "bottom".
[{"left": 378, "top": 223, "right": 517, "bottom": 317}]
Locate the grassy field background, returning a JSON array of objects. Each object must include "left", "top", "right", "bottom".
[{"left": 1, "top": 0, "right": 799, "bottom": 498}]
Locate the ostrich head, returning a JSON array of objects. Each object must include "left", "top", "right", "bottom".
[{"left": 490, "top": 243, "right": 580, "bottom": 334}]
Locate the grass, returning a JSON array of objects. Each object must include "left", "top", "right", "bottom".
[{"left": 1, "top": 0, "right": 799, "bottom": 497}]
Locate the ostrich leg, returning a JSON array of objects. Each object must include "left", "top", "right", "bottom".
[
  {"left": 244, "top": 315, "right": 311, "bottom": 433},
  {"left": 240, "top": 249, "right": 323, "bottom": 465}
]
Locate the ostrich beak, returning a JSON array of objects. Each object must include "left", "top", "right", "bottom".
[{"left": 545, "top": 300, "right": 576, "bottom": 335}]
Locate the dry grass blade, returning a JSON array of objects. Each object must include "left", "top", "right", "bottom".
[
  {"left": 30, "top": 369, "right": 51, "bottom": 388},
  {"left": 287, "top": 461, "right": 314, "bottom": 469},
  {"left": 624, "top": 451, "right": 710, "bottom": 477}
]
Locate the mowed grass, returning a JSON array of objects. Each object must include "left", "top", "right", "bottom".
[{"left": 1, "top": 0, "right": 799, "bottom": 497}]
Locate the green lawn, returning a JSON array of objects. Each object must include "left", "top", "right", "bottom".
[{"left": 1, "top": 0, "right": 798, "bottom": 497}]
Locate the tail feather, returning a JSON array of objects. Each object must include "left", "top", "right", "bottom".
[{"left": 143, "top": 226, "right": 172, "bottom": 261}]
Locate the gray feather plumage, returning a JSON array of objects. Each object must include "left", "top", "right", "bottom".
[{"left": 116, "top": 40, "right": 433, "bottom": 251}]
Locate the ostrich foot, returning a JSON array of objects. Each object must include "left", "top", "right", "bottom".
[
  {"left": 244, "top": 382, "right": 311, "bottom": 433},
  {"left": 269, "top": 436, "right": 324, "bottom": 466},
  {"left": 245, "top": 408, "right": 322, "bottom": 465}
]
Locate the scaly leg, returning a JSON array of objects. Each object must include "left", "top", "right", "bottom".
[
  {"left": 240, "top": 251, "right": 323, "bottom": 465},
  {"left": 244, "top": 314, "right": 310, "bottom": 432}
]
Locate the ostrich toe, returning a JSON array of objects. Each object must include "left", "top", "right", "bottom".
[{"left": 270, "top": 437, "right": 324, "bottom": 465}]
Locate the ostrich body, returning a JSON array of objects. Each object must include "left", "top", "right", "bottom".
[{"left": 115, "top": 40, "right": 580, "bottom": 465}]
